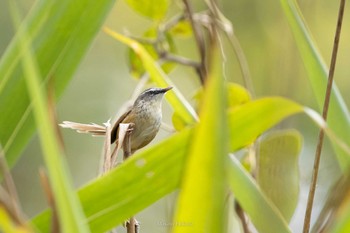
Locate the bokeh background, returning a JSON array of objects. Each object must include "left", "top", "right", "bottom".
[{"left": 1, "top": 0, "right": 349, "bottom": 232}]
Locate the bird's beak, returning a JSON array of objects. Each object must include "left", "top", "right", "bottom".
[{"left": 161, "top": 86, "right": 173, "bottom": 93}]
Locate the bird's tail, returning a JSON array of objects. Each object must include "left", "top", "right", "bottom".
[{"left": 59, "top": 121, "right": 110, "bottom": 136}]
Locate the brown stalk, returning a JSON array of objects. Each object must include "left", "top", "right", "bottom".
[
  {"left": 123, "top": 126, "right": 139, "bottom": 233},
  {"left": 234, "top": 201, "right": 251, "bottom": 233},
  {"left": 160, "top": 53, "right": 200, "bottom": 68},
  {"left": 0, "top": 149, "right": 25, "bottom": 226},
  {"left": 102, "top": 123, "right": 113, "bottom": 174},
  {"left": 39, "top": 169, "right": 59, "bottom": 233},
  {"left": 183, "top": 0, "right": 207, "bottom": 84},
  {"left": 311, "top": 171, "right": 350, "bottom": 232},
  {"left": 303, "top": 0, "right": 346, "bottom": 232},
  {"left": 101, "top": 122, "right": 139, "bottom": 232}
]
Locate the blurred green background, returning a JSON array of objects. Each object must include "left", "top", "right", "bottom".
[{"left": 1, "top": 0, "right": 349, "bottom": 232}]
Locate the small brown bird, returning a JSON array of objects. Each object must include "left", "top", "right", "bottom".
[
  {"left": 60, "top": 87, "right": 172, "bottom": 153},
  {"left": 110, "top": 86, "right": 172, "bottom": 153}
]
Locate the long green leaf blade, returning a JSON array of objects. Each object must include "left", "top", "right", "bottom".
[
  {"left": 172, "top": 48, "right": 227, "bottom": 232},
  {"left": 32, "top": 129, "right": 192, "bottom": 233},
  {"left": 280, "top": 0, "right": 350, "bottom": 169},
  {"left": 229, "top": 97, "right": 304, "bottom": 151},
  {"left": 13, "top": 2, "right": 89, "bottom": 232},
  {"left": 0, "top": 0, "right": 116, "bottom": 169}
]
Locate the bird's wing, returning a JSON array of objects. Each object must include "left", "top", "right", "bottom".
[{"left": 110, "top": 108, "right": 133, "bottom": 144}]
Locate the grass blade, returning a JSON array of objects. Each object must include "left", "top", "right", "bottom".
[
  {"left": 12, "top": 3, "right": 89, "bottom": 232},
  {"left": 32, "top": 129, "right": 192, "bottom": 233},
  {"left": 172, "top": 47, "right": 227, "bottom": 232},
  {"left": 0, "top": 0, "right": 116, "bottom": 169},
  {"left": 229, "top": 97, "right": 304, "bottom": 151},
  {"left": 280, "top": 0, "right": 350, "bottom": 169}
]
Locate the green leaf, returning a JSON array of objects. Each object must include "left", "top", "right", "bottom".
[
  {"left": 169, "top": 19, "right": 193, "bottom": 38},
  {"left": 32, "top": 129, "right": 193, "bottom": 233},
  {"left": 172, "top": 111, "right": 187, "bottom": 131},
  {"left": 172, "top": 48, "right": 227, "bottom": 232},
  {"left": 12, "top": 2, "right": 89, "bottom": 232},
  {"left": 257, "top": 129, "right": 302, "bottom": 222},
  {"left": 280, "top": 0, "right": 350, "bottom": 169},
  {"left": 125, "top": 0, "right": 169, "bottom": 20},
  {"left": 0, "top": 0, "right": 116, "bottom": 168},
  {"left": 229, "top": 97, "right": 304, "bottom": 151},
  {"left": 104, "top": 28, "right": 198, "bottom": 125},
  {"left": 227, "top": 83, "right": 251, "bottom": 108},
  {"left": 227, "top": 154, "right": 291, "bottom": 233}
]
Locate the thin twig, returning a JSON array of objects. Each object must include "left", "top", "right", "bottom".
[
  {"left": 183, "top": 0, "right": 207, "bottom": 84},
  {"left": 161, "top": 14, "right": 186, "bottom": 32},
  {"left": 39, "top": 169, "right": 59, "bottom": 233},
  {"left": 127, "top": 35, "right": 157, "bottom": 45},
  {"left": 0, "top": 186, "right": 20, "bottom": 223},
  {"left": 303, "top": 0, "right": 346, "bottom": 232},
  {"left": 234, "top": 201, "right": 251, "bottom": 233},
  {"left": 130, "top": 73, "right": 149, "bottom": 102},
  {"left": 160, "top": 53, "right": 200, "bottom": 68},
  {"left": 204, "top": 0, "right": 255, "bottom": 96},
  {"left": 311, "top": 171, "right": 350, "bottom": 232},
  {"left": 0, "top": 148, "right": 24, "bottom": 225},
  {"left": 225, "top": 34, "right": 255, "bottom": 98}
]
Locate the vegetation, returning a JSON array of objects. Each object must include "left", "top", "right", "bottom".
[{"left": 0, "top": 0, "right": 349, "bottom": 233}]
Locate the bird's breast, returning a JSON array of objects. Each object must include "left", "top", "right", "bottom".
[{"left": 129, "top": 107, "right": 162, "bottom": 151}]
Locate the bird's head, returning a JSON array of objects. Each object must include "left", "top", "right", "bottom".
[{"left": 134, "top": 87, "right": 172, "bottom": 107}]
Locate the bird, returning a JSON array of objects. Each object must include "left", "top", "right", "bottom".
[
  {"left": 110, "top": 86, "right": 172, "bottom": 153},
  {"left": 60, "top": 87, "right": 172, "bottom": 153}
]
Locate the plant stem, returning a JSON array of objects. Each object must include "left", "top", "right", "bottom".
[
  {"left": 102, "top": 122, "right": 139, "bottom": 232},
  {"left": 160, "top": 53, "right": 200, "bottom": 68},
  {"left": 303, "top": 0, "right": 345, "bottom": 232},
  {"left": 234, "top": 201, "right": 250, "bottom": 233},
  {"left": 225, "top": 34, "right": 255, "bottom": 98},
  {"left": 123, "top": 127, "right": 139, "bottom": 233},
  {"left": 39, "top": 169, "right": 59, "bottom": 233},
  {"left": 0, "top": 149, "right": 25, "bottom": 226},
  {"left": 183, "top": 0, "right": 207, "bottom": 84}
]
